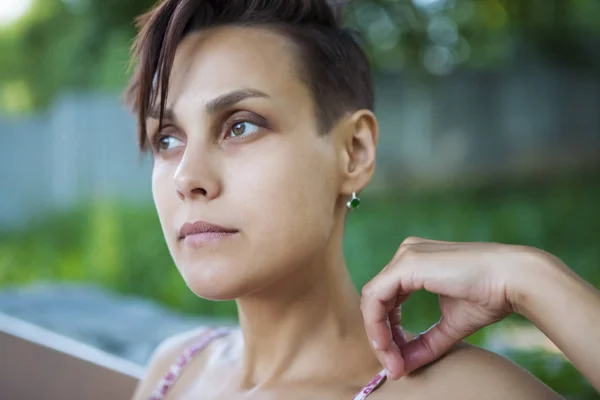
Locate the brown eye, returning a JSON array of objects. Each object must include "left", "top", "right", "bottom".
[
  {"left": 226, "top": 121, "right": 260, "bottom": 139},
  {"left": 232, "top": 122, "right": 246, "bottom": 136},
  {"left": 156, "top": 135, "right": 183, "bottom": 151}
]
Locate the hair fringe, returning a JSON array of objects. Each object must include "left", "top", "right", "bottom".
[{"left": 125, "top": 0, "right": 372, "bottom": 152}]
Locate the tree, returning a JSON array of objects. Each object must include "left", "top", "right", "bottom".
[{"left": 1, "top": 0, "right": 599, "bottom": 114}]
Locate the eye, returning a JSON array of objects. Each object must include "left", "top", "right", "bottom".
[
  {"left": 155, "top": 134, "right": 184, "bottom": 152},
  {"left": 226, "top": 121, "right": 260, "bottom": 139}
]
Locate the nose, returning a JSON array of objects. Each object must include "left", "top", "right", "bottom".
[{"left": 173, "top": 148, "right": 220, "bottom": 201}]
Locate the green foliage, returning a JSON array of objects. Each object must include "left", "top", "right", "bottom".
[
  {"left": 1, "top": 171, "right": 599, "bottom": 397},
  {"left": 2, "top": 0, "right": 600, "bottom": 114},
  {"left": 506, "top": 349, "right": 599, "bottom": 399}
]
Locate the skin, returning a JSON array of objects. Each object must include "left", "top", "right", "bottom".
[
  {"left": 361, "top": 238, "right": 600, "bottom": 392},
  {"left": 132, "top": 25, "right": 563, "bottom": 399}
]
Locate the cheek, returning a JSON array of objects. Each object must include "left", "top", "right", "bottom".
[
  {"left": 230, "top": 137, "right": 338, "bottom": 260},
  {"left": 151, "top": 162, "right": 178, "bottom": 240}
]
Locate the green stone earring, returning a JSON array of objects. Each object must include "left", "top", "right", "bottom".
[{"left": 346, "top": 191, "right": 361, "bottom": 210}]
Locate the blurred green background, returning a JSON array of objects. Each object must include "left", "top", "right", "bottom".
[{"left": 1, "top": 0, "right": 599, "bottom": 398}]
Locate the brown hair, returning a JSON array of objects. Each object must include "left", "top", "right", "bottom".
[{"left": 125, "top": 0, "right": 374, "bottom": 152}]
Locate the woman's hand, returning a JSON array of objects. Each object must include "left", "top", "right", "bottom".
[{"left": 360, "top": 236, "right": 600, "bottom": 391}]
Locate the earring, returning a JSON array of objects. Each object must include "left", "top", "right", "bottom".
[{"left": 346, "top": 191, "right": 361, "bottom": 210}]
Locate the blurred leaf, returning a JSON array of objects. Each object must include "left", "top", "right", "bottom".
[{"left": 2, "top": 0, "right": 600, "bottom": 113}]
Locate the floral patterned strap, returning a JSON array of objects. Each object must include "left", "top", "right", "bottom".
[
  {"left": 148, "top": 326, "right": 386, "bottom": 400},
  {"left": 148, "top": 327, "right": 232, "bottom": 400},
  {"left": 352, "top": 369, "right": 387, "bottom": 400}
]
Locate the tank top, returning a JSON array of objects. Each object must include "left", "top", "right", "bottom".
[{"left": 148, "top": 327, "right": 387, "bottom": 399}]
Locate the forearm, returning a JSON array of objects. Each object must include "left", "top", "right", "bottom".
[{"left": 515, "top": 252, "right": 600, "bottom": 391}]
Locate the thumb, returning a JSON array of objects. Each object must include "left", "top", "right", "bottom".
[{"left": 399, "top": 317, "right": 466, "bottom": 374}]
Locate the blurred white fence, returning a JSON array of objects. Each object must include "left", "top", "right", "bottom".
[
  {"left": 1, "top": 69, "right": 599, "bottom": 227},
  {"left": 1, "top": 94, "right": 152, "bottom": 227}
]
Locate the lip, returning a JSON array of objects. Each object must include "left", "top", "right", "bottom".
[{"left": 178, "top": 220, "right": 238, "bottom": 245}]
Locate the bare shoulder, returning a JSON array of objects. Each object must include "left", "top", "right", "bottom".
[
  {"left": 130, "top": 327, "right": 214, "bottom": 400},
  {"left": 380, "top": 343, "right": 563, "bottom": 400}
]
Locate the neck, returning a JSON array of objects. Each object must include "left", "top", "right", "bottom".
[{"left": 234, "top": 234, "right": 382, "bottom": 389}]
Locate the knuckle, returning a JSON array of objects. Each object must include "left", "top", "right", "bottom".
[
  {"left": 395, "top": 237, "right": 421, "bottom": 258},
  {"left": 397, "top": 245, "right": 418, "bottom": 263},
  {"left": 402, "top": 236, "right": 422, "bottom": 246},
  {"left": 361, "top": 282, "right": 375, "bottom": 299}
]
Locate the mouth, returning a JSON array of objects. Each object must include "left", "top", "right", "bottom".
[{"left": 178, "top": 220, "right": 239, "bottom": 246}]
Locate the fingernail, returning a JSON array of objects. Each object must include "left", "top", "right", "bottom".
[{"left": 372, "top": 340, "right": 379, "bottom": 350}]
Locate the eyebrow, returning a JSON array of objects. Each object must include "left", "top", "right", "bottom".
[{"left": 147, "top": 88, "right": 269, "bottom": 121}]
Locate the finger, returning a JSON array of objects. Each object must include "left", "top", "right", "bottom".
[
  {"left": 375, "top": 303, "right": 410, "bottom": 379},
  {"left": 361, "top": 276, "right": 403, "bottom": 353},
  {"left": 379, "top": 339, "right": 405, "bottom": 380},
  {"left": 362, "top": 241, "right": 468, "bottom": 374},
  {"left": 363, "top": 247, "right": 470, "bottom": 353},
  {"left": 361, "top": 261, "right": 422, "bottom": 357},
  {"left": 387, "top": 306, "right": 408, "bottom": 379},
  {"left": 365, "top": 316, "right": 406, "bottom": 379},
  {"left": 399, "top": 317, "right": 466, "bottom": 373},
  {"left": 362, "top": 276, "right": 413, "bottom": 377},
  {"left": 390, "top": 250, "right": 473, "bottom": 299},
  {"left": 389, "top": 304, "right": 407, "bottom": 348}
]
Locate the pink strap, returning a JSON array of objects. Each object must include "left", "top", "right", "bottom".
[
  {"left": 148, "top": 327, "right": 386, "bottom": 399},
  {"left": 352, "top": 369, "right": 387, "bottom": 399},
  {"left": 148, "top": 327, "right": 232, "bottom": 400}
]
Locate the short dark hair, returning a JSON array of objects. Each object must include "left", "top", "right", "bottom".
[{"left": 125, "top": 0, "right": 374, "bottom": 152}]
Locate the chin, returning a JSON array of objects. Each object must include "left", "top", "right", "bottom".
[
  {"left": 188, "top": 285, "right": 240, "bottom": 301},
  {"left": 177, "top": 260, "right": 263, "bottom": 301},
  {"left": 171, "top": 240, "right": 302, "bottom": 302}
]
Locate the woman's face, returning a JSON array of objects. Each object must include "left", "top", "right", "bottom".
[{"left": 148, "top": 26, "right": 349, "bottom": 300}]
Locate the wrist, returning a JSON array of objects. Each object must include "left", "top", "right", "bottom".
[{"left": 506, "top": 247, "right": 568, "bottom": 320}]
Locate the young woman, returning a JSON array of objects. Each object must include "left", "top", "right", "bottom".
[{"left": 126, "top": 0, "right": 599, "bottom": 398}]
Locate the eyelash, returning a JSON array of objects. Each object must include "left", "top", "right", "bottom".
[{"left": 150, "top": 115, "right": 266, "bottom": 153}]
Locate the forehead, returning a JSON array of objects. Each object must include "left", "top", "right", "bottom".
[{"left": 165, "top": 26, "right": 308, "bottom": 109}]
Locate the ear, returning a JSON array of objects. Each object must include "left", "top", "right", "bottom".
[{"left": 337, "top": 109, "right": 379, "bottom": 196}]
